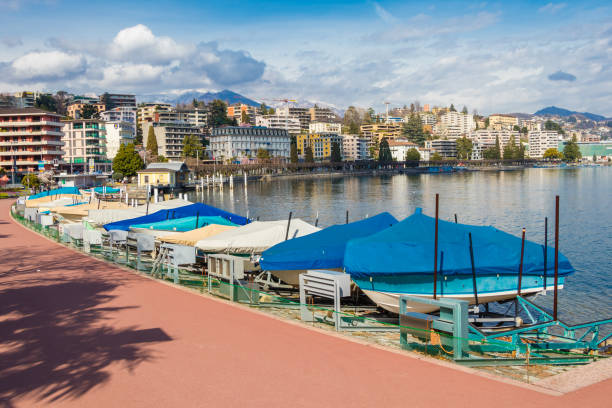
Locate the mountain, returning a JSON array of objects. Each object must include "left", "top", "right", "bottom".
[
  {"left": 534, "top": 106, "right": 608, "bottom": 122},
  {"left": 137, "top": 89, "right": 261, "bottom": 107}
]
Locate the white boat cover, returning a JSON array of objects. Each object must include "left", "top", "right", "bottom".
[
  {"left": 86, "top": 199, "right": 192, "bottom": 225},
  {"left": 159, "top": 224, "right": 236, "bottom": 247},
  {"left": 195, "top": 219, "right": 320, "bottom": 254}
]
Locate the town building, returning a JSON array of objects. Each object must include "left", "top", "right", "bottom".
[
  {"left": 469, "top": 129, "right": 521, "bottom": 157},
  {"left": 436, "top": 111, "right": 475, "bottom": 139},
  {"left": 181, "top": 108, "right": 208, "bottom": 128},
  {"left": 209, "top": 126, "right": 290, "bottom": 162},
  {"left": 67, "top": 101, "right": 106, "bottom": 119},
  {"left": 419, "top": 112, "right": 437, "bottom": 127},
  {"left": 227, "top": 104, "right": 259, "bottom": 125},
  {"left": 275, "top": 106, "right": 311, "bottom": 131},
  {"left": 297, "top": 132, "right": 343, "bottom": 160},
  {"left": 102, "top": 93, "right": 136, "bottom": 110},
  {"left": 100, "top": 106, "right": 137, "bottom": 124},
  {"left": 488, "top": 114, "right": 519, "bottom": 131},
  {"left": 359, "top": 123, "right": 402, "bottom": 145},
  {"left": 255, "top": 115, "right": 301, "bottom": 136},
  {"left": 425, "top": 139, "right": 457, "bottom": 158},
  {"left": 557, "top": 141, "right": 612, "bottom": 161},
  {"left": 137, "top": 103, "right": 174, "bottom": 125},
  {"left": 309, "top": 122, "right": 342, "bottom": 134},
  {"left": 142, "top": 122, "right": 206, "bottom": 161},
  {"left": 342, "top": 134, "right": 369, "bottom": 161},
  {"left": 137, "top": 162, "right": 189, "bottom": 187},
  {"left": 309, "top": 106, "right": 336, "bottom": 123},
  {"left": 388, "top": 138, "right": 419, "bottom": 161},
  {"left": 61, "top": 119, "right": 110, "bottom": 173},
  {"left": 528, "top": 131, "right": 561, "bottom": 158},
  {"left": 105, "top": 121, "right": 136, "bottom": 159},
  {"left": 0, "top": 108, "right": 65, "bottom": 176}
]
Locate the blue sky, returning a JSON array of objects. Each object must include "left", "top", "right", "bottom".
[{"left": 1, "top": 0, "right": 611, "bottom": 115}]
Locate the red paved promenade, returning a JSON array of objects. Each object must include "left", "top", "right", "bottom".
[{"left": 0, "top": 199, "right": 609, "bottom": 407}]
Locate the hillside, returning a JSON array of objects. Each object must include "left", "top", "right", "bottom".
[{"left": 534, "top": 106, "right": 608, "bottom": 121}]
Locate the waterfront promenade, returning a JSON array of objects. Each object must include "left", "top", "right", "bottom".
[{"left": 0, "top": 199, "right": 609, "bottom": 407}]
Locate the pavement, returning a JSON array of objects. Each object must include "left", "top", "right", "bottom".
[{"left": 0, "top": 199, "right": 610, "bottom": 408}]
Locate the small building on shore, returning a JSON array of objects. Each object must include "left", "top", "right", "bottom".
[{"left": 137, "top": 161, "right": 189, "bottom": 187}]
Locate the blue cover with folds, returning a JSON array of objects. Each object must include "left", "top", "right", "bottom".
[
  {"left": 103, "top": 203, "right": 249, "bottom": 231},
  {"left": 344, "top": 208, "right": 575, "bottom": 279},
  {"left": 131, "top": 215, "right": 237, "bottom": 232},
  {"left": 259, "top": 212, "right": 398, "bottom": 271},
  {"left": 91, "top": 187, "right": 120, "bottom": 194},
  {"left": 28, "top": 187, "right": 81, "bottom": 199}
]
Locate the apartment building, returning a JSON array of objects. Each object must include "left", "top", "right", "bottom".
[
  {"left": 469, "top": 129, "right": 521, "bottom": 156},
  {"left": 227, "top": 104, "right": 259, "bottom": 125},
  {"left": 62, "top": 119, "right": 110, "bottom": 172},
  {"left": 142, "top": 122, "right": 206, "bottom": 161},
  {"left": 297, "top": 132, "right": 343, "bottom": 160},
  {"left": 436, "top": 111, "right": 475, "bottom": 139},
  {"left": 418, "top": 112, "right": 437, "bottom": 126},
  {"left": 309, "top": 106, "right": 336, "bottom": 122},
  {"left": 137, "top": 103, "right": 174, "bottom": 125},
  {"left": 105, "top": 121, "right": 136, "bottom": 159},
  {"left": 528, "top": 131, "right": 561, "bottom": 158},
  {"left": 359, "top": 123, "right": 402, "bottom": 145},
  {"left": 425, "top": 139, "right": 457, "bottom": 158},
  {"left": 181, "top": 108, "right": 208, "bottom": 128},
  {"left": 342, "top": 134, "right": 369, "bottom": 161},
  {"left": 388, "top": 138, "right": 419, "bottom": 161},
  {"left": 488, "top": 114, "right": 518, "bottom": 131},
  {"left": 102, "top": 93, "right": 136, "bottom": 109},
  {"left": 209, "top": 126, "right": 290, "bottom": 161},
  {"left": 100, "top": 106, "right": 137, "bottom": 124},
  {"left": 255, "top": 115, "right": 301, "bottom": 136},
  {"left": 67, "top": 101, "right": 106, "bottom": 119},
  {"left": 309, "top": 122, "right": 341, "bottom": 134},
  {"left": 0, "top": 108, "right": 64, "bottom": 175},
  {"left": 275, "top": 106, "right": 311, "bottom": 131}
]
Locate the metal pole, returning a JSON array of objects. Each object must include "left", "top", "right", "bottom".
[
  {"left": 285, "top": 211, "right": 293, "bottom": 241},
  {"left": 454, "top": 213, "right": 458, "bottom": 224},
  {"left": 468, "top": 232, "right": 479, "bottom": 305},
  {"left": 315, "top": 211, "right": 319, "bottom": 227},
  {"left": 543, "top": 217, "right": 548, "bottom": 290},
  {"left": 346, "top": 210, "right": 349, "bottom": 224},
  {"left": 518, "top": 228, "right": 526, "bottom": 296},
  {"left": 554, "top": 195, "right": 559, "bottom": 320},
  {"left": 433, "top": 193, "right": 439, "bottom": 299},
  {"left": 195, "top": 211, "right": 200, "bottom": 229}
]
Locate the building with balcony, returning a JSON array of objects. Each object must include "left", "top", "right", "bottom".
[
  {"left": 227, "top": 104, "right": 259, "bottom": 125},
  {"left": 210, "top": 126, "right": 290, "bottom": 162},
  {"left": 528, "top": 131, "right": 562, "bottom": 158},
  {"left": 425, "top": 139, "right": 457, "bottom": 158},
  {"left": 137, "top": 103, "right": 174, "bottom": 125},
  {"left": 297, "top": 132, "right": 343, "bottom": 160},
  {"left": 0, "top": 108, "right": 65, "bottom": 176},
  {"left": 67, "top": 101, "right": 106, "bottom": 119},
  {"left": 105, "top": 121, "right": 136, "bottom": 159},
  {"left": 181, "top": 108, "right": 208, "bottom": 128},
  {"left": 275, "top": 106, "right": 311, "bottom": 131},
  {"left": 61, "top": 119, "right": 110, "bottom": 173},
  {"left": 469, "top": 129, "right": 521, "bottom": 157},
  {"left": 488, "top": 114, "right": 519, "bottom": 131},
  {"left": 255, "top": 115, "right": 301, "bottom": 136},
  {"left": 309, "top": 122, "right": 342, "bottom": 134},
  {"left": 100, "top": 106, "right": 137, "bottom": 123},
  {"left": 388, "top": 138, "right": 419, "bottom": 161},
  {"left": 342, "top": 134, "right": 369, "bottom": 161},
  {"left": 102, "top": 93, "right": 136, "bottom": 110},
  {"left": 309, "top": 106, "right": 336, "bottom": 122},
  {"left": 142, "top": 122, "right": 206, "bottom": 161},
  {"left": 359, "top": 123, "right": 402, "bottom": 145},
  {"left": 436, "top": 111, "right": 475, "bottom": 139}
]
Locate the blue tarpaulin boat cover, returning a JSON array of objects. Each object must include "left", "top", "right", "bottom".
[
  {"left": 260, "top": 212, "right": 398, "bottom": 271},
  {"left": 131, "top": 215, "right": 238, "bottom": 232},
  {"left": 103, "top": 203, "right": 249, "bottom": 231},
  {"left": 344, "top": 208, "right": 575, "bottom": 279},
  {"left": 28, "top": 187, "right": 81, "bottom": 199},
  {"left": 90, "top": 187, "right": 120, "bottom": 194}
]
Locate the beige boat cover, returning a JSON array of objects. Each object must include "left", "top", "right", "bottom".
[
  {"left": 26, "top": 195, "right": 82, "bottom": 208},
  {"left": 86, "top": 199, "right": 192, "bottom": 225},
  {"left": 51, "top": 200, "right": 130, "bottom": 216},
  {"left": 159, "top": 224, "right": 237, "bottom": 247}
]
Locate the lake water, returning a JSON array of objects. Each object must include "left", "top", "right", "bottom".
[{"left": 187, "top": 167, "right": 612, "bottom": 323}]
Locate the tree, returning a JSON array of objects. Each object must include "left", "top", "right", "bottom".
[
  {"left": 456, "top": 137, "right": 473, "bottom": 160},
  {"left": 208, "top": 99, "right": 233, "bottom": 127},
  {"left": 544, "top": 120, "right": 565, "bottom": 135},
  {"left": 112, "top": 171, "right": 123, "bottom": 181},
  {"left": 304, "top": 146, "right": 314, "bottom": 163},
  {"left": 330, "top": 141, "right": 342, "bottom": 162},
  {"left": 343, "top": 106, "right": 362, "bottom": 134},
  {"left": 543, "top": 148, "right": 563, "bottom": 160},
  {"left": 112, "top": 143, "right": 144, "bottom": 177},
  {"left": 35, "top": 94, "right": 56, "bottom": 112},
  {"left": 563, "top": 136, "right": 582, "bottom": 162},
  {"left": 53, "top": 91, "right": 70, "bottom": 115},
  {"left": 513, "top": 125, "right": 521, "bottom": 132},
  {"left": 256, "top": 148, "right": 270, "bottom": 160},
  {"left": 290, "top": 142, "right": 298, "bottom": 163},
  {"left": 503, "top": 136, "right": 518, "bottom": 159},
  {"left": 241, "top": 110, "right": 249, "bottom": 124},
  {"left": 461, "top": 106, "right": 468, "bottom": 114},
  {"left": 431, "top": 152, "right": 443, "bottom": 161},
  {"left": 449, "top": 104, "right": 456, "bottom": 112},
  {"left": 182, "top": 134, "right": 203, "bottom": 158},
  {"left": 146, "top": 126, "right": 158, "bottom": 156},
  {"left": 21, "top": 173, "right": 40, "bottom": 189},
  {"left": 405, "top": 148, "right": 420, "bottom": 166},
  {"left": 157, "top": 155, "right": 168, "bottom": 163},
  {"left": 81, "top": 104, "right": 97, "bottom": 119},
  {"left": 192, "top": 98, "right": 199, "bottom": 108},
  {"left": 378, "top": 138, "right": 392, "bottom": 163},
  {"left": 402, "top": 113, "right": 426, "bottom": 146},
  {"left": 483, "top": 136, "right": 501, "bottom": 159},
  {"left": 484, "top": 117, "right": 490, "bottom": 128}
]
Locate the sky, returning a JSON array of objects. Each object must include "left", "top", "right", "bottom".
[{"left": 0, "top": 0, "right": 611, "bottom": 115}]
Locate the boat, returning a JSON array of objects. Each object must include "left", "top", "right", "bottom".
[
  {"left": 343, "top": 208, "right": 575, "bottom": 314},
  {"left": 129, "top": 215, "right": 238, "bottom": 236},
  {"left": 86, "top": 199, "right": 192, "bottom": 225},
  {"left": 159, "top": 224, "right": 237, "bottom": 247},
  {"left": 259, "top": 212, "right": 398, "bottom": 285}
]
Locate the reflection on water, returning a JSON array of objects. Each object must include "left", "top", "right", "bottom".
[{"left": 187, "top": 168, "right": 612, "bottom": 323}]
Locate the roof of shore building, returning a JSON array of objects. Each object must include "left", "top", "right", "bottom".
[
  {"left": 0, "top": 107, "right": 62, "bottom": 116},
  {"left": 146, "top": 162, "right": 188, "bottom": 172}
]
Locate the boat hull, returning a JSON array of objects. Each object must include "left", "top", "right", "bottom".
[{"left": 353, "top": 274, "right": 566, "bottom": 314}]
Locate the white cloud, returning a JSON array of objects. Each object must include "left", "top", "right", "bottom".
[
  {"left": 100, "top": 64, "right": 166, "bottom": 85},
  {"left": 373, "top": 2, "right": 396, "bottom": 24},
  {"left": 539, "top": 3, "right": 567, "bottom": 14},
  {"left": 108, "top": 24, "right": 191, "bottom": 64},
  {"left": 10, "top": 50, "right": 86, "bottom": 81}
]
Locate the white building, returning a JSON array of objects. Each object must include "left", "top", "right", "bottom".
[
  {"left": 256, "top": 114, "right": 301, "bottom": 136},
  {"left": 61, "top": 119, "right": 110, "bottom": 173},
  {"left": 142, "top": 121, "right": 205, "bottom": 161},
  {"left": 418, "top": 112, "right": 437, "bottom": 126},
  {"left": 469, "top": 129, "right": 521, "bottom": 157},
  {"left": 209, "top": 126, "right": 290, "bottom": 161},
  {"left": 437, "top": 111, "right": 475, "bottom": 139},
  {"left": 100, "top": 106, "right": 137, "bottom": 124},
  {"left": 309, "top": 122, "right": 342, "bottom": 134},
  {"left": 528, "top": 131, "right": 562, "bottom": 158},
  {"left": 388, "top": 138, "right": 419, "bottom": 161},
  {"left": 182, "top": 108, "right": 208, "bottom": 128},
  {"left": 105, "top": 121, "right": 136, "bottom": 159},
  {"left": 342, "top": 134, "right": 369, "bottom": 161}
]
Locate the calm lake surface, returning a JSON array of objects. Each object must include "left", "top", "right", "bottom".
[{"left": 188, "top": 167, "right": 612, "bottom": 323}]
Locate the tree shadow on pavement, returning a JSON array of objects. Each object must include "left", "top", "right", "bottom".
[{"left": 0, "top": 280, "right": 172, "bottom": 406}]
